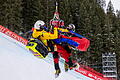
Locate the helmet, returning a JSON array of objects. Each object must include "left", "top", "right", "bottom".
[
  {"left": 67, "top": 24, "right": 75, "bottom": 31},
  {"left": 34, "top": 20, "right": 45, "bottom": 30}
]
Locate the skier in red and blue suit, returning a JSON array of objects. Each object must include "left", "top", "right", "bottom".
[
  {"left": 52, "top": 24, "right": 90, "bottom": 76},
  {"left": 53, "top": 24, "right": 90, "bottom": 51}
]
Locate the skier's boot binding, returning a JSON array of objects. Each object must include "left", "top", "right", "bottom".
[
  {"left": 69, "top": 63, "right": 78, "bottom": 70},
  {"left": 64, "top": 63, "right": 69, "bottom": 72},
  {"left": 55, "top": 69, "right": 61, "bottom": 78},
  {"left": 55, "top": 69, "right": 61, "bottom": 74}
]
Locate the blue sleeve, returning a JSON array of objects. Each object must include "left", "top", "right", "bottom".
[
  {"left": 53, "top": 38, "right": 79, "bottom": 47},
  {"left": 61, "top": 38, "right": 79, "bottom": 47},
  {"left": 53, "top": 39, "right": 61, "bottom": 44}
]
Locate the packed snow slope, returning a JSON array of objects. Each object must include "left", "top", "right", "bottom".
[{"left": 0, "top": 32, "right": 93, "bottom": 80}]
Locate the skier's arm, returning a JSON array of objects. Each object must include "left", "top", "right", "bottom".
[
  {"left": 58, "top": 28, "right": 69, "bottom": 32},
  {"left": 32, "top": 27, "right": 58, "bottom": 40},
  {"left": 44, "top": 27, "right": 58, "bottom": 39},
  {"left": 32, "top": 29, "right": 40, "bottom": 38}
]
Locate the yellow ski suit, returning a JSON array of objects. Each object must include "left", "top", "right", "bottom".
[{"left": 32, "top": 27, "right": 58, "bottom": 46}]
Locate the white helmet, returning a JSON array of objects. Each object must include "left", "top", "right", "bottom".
[
  {"left": 34, "top": 20, "right": 45, "bottom": 30},
  {"left": 67, "top": 24, "right": 75, "bottom": 31}
]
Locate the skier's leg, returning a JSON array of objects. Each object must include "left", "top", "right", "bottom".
[
  {"left": 53, "top": 51, "right": 61, "bottom": 75},
  {"left": 63, "top": 45, "right": 77, "bottom": 70},
  {"left": 60, "top": 44, "right": 71, "bottom": 71}
]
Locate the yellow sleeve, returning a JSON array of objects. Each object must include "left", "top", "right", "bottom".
[
  {"left": 32, "top": 29, "right": 42, "bottom": 38},
  {"left": 42, "top": 27, "right": 58, "bottom": 39},
  {"left": 58, "top": 28, "right": 69, "bottom": 32},
  {"left": 32, "top": 28, "right": 58, "bottom": 40}
]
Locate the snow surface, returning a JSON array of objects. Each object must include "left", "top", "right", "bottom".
[{"left": 0, "top": 32, "right": 93, "bottom": 80}]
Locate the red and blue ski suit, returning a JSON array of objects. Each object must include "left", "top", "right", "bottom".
[
  {"left": 53, "top": 30, "right": 90, "bottom": 51},
  {"left": 52, "top": 28, "right": 90, "bottom": 71}
]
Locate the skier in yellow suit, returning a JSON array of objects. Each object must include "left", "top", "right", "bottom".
[
  {"left": 32, "top": 20, "right": 58, "bottom": 45},
  {"left": 26, "top": 20, "right": 58, "bottom": 58}
]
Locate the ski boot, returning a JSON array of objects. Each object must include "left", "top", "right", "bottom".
[
  {"left": 55, "top": 69, "right": 61, "bottom": 78},
  {"left": 64, "top": 62, "right": 69, "bottom": 72},
  {"left": 66, "top": 61, "right": 78, "bottom": 70},
  {"left": 69, "top": 63, "right": 80, "bottom": 70},
  {"left": 69, "top": 63, "right": 78, "bottom": 70}
]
